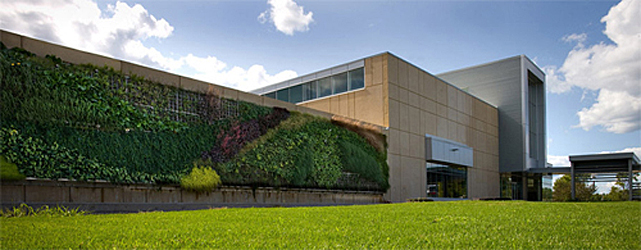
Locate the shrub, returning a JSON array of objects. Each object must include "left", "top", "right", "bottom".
[
  {"left": 0, "top": 155, "right": 25, "bottom": 181},
  {"left": 0, "top": 203, "right": 89, "bottom": 218},
  {"left": 181, "top": 161, "right": 222, "bottom": 192}
]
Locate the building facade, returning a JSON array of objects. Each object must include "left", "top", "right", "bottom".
[{"left": 253, "top": 53, "right": 511, "bottom": 202}]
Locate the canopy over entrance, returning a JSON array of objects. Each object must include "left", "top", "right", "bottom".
[{"left": 569, "top": 153, "right": 641, "bottom": 201}]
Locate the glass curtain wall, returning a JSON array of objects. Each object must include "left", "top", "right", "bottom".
[
  {"left": 263, "top": 67, "right": 364, "bottom": 104},
  {"left": 426, "top": 163, "right": 467, "bottom": 198}
]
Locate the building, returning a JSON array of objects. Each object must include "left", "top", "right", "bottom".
[
  {"left": 252, "top": 53, "right": 546, "bottom": 201},
  {"left": 252, "top": 53, "right": 547, "bottom": 202},
  {"left": 438, "top": 55, "right": 547, "bottom": 201}
]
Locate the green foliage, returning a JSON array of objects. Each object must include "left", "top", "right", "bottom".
[
  {"left": 552, "top": 174, "right": 597, "bottom": 201},
  {"left": 180, "top": 161, "right": 222, "bottom": 192},
  {"left": 0, "top": 203, "right": 89, "bottom": 218},
  {"left": 338, "top": 140, "right": 386, "bottom": 187},
  {"left": 0, "top": 155, "right": 25, "bottom": 181},
  {"left": 218, "top": 112, "right": 389, "bottom": 191},
  {"left": 1, "top": 201, "right": 640, "bottom": 249}
]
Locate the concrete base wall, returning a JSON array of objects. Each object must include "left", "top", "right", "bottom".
[{"left": 1, "top": 179, "right": 383, "bottom": 213}]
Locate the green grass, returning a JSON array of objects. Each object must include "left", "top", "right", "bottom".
[{"left": 1, "top": 201, "right": 639, "bottom": 249}]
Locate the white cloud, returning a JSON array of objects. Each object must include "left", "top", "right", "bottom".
[
  {"left": 0, "top": 0, "right": 296, "bottom": 91},
  {"left": 258, "top": 0, "right": 314, "bottom": 36},
  {"left": 547, "top": 155, "right": 570, "bottom": 167},
  {"left": 601, "top": 147, "right": 641, "bottom": 158},
  {"left": 544, "top": 0, "right": 641, "bottom": 134}
]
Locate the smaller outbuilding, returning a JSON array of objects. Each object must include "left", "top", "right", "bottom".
[{"left": 569, "top": 152, "right": 641, "bottom": 201}]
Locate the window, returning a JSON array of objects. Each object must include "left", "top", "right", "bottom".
[
  {"left": 332, "top": 72, "right": 348, "bottom": 94},
  {"left": 265, "top": 92, "right": 276, "bottom": 99},
  {"left": 318, "top": 77, "right": 332, "bottom": 98},
  {"left": 349, "top": 68, "right": 364, "bottom": 90},
  {"left": 426, "top": 163, "right": 467, "bottom": 198},
  {"left": 289, "top": 85, "right": 303, "bottom": 103},
  {"left": 303, "top": 81, "right": 317, "bottom": 101},
  {"left": 277, "top": 88, "right": 289, "bottom": 102}
]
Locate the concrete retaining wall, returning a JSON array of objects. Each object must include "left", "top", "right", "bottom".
[{"left": 1, "top": 179, "right": 383, "bottom": 213}]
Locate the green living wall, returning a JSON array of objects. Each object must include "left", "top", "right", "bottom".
[{"left": 0, "top": 43, "right": 388, "bottom": 191}]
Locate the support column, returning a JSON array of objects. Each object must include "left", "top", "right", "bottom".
[
  {"left": 629, "top": 159, "right": 633, "bottom": 201},
  {"left": 571, "top": 162, "right": 575, "bottom": 201}
]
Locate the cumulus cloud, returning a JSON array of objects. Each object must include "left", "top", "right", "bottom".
[
  {"left": 0, "top": 0, "right": 296, "bottom": 91},
  {"left": 547, "top": 155, "right": 571, "bottom": 167},
  {"left": 545, "top": 0, "right": 641, "bottom": 133},
  {"left": 258, "top": 0, "right": 314, "bottom": 36}
]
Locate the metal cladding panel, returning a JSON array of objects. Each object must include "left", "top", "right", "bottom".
[
  {"left": 425, "top": 134, "right": 473, "bottom": 167},
  {"left": 438, "top": 56, "right": 532, "bottom": 173}
]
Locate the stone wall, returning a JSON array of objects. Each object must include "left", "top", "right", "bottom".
[{"left": 1, "top": 179, "right": 383, "bottom": 213}]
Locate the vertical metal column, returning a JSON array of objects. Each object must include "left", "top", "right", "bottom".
[
  {"left": 629, "top": 159, "right": 633, "bottom": 201},
  {"left": 571, "top": 162, "right": 575, "bottom": 200}
]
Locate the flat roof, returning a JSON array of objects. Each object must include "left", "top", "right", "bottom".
[{"left": 570, "top": 152, "right": 640, "bottom": 165}]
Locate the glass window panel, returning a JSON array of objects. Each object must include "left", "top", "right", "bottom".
[
  {"left": 318, "top": 77, "right": 332, "bottom": 98},
  {"left": 348, "top": 68, "right": 364, "bottom": 90},
  {"left": 303, "top": 81, "right": 317, "bottom": 101},
  {"left": 332, "top": 72, "right": 348, "bottom": 94},
  {"left": 426, "top": 163, "right": 467, "bottom": 198},
  {"left": 289, "top": 85, "right": 303, "bottom": 103},
  {"left": 265, "top": 92, "right": 276, "bottom": 99},
  {"left": 276, "top": 88, "right": 289, "bottom": 102}
]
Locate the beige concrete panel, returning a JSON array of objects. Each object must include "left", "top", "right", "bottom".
[
  {"left": 424, "top": 74, "right": 437, "bottom": 101},
  {"left": 372, "top": 55, "right": 384, "bottom": 86},
  {"left": 437, "top": 103, "right": 447, "bottom": 118},
  {"left": 296, "top": 106, "right": 333, "bottom": 120},
  {"left": 436, "top": 80, "right": 447, "bottom": 105},
  {"left": 456, "top": 91, "right": 465, "bottom": 112},
  {"left": 448, "top": 107, "right": 457, "bottom": 121},
  {"left": 408, "top": 91, "right": 419, "bottom": 108},
  {"left": 221, "top": 87, "right": 239, "bottom": 100},
  {"left": 488, "top": 124, "right": 499, "bottom": 138},
  {"left": 399, "top": 102, "right": 409, "bottom": 132},
  {"left": 467, "top": 168, "right": 484, "bottom": 199},
  {"left": 409, "top": 133, "right": 424, "bottom": 159},
  {"left": 476, "top": 132, "right": 487, "bottom": 154},
  {"left": 447, "top": 120, "right": 457, "bottom": 142},
  {"left": 365, "top": 57, "right": 373, "bottom": 87},
  {"left": 408, "top": 65, "right": 419, "bottom": 93},
  {"left": 409, "top": 106, "right": 421, "bottom": 135},
  {"left": 486, "top": 170, "right": 500, "bottom": 198},
  {"left": 459, "top": 112, "right": 470, "bottom": 127},
  {"left": 387, "top": 55, "right": 398, "bottom": 85},
  {"left": 389, "top": 83, "right": 399, "bottom": 101},
  {"left": 23, "top": 36, "right": 122, "bottom": 70},
  {"left": 417, "top": 73, "right": 425, "bottom": 99},
  {"left": 400, "top": 157, "right": 425, "bottom": 199},
  {"left": 354, "top": 84, "right": 385, "bottom": 126},
  {"left": 121, "top": 62, "right": 178, "bottom": 87},
  {"left": 463, "top": 94, "right": 472, "bottom": 115},
  {"left": 389, "top": 99, "right": 400, "bottom": 129},
  {"left": 398, "top": 87, "right": 409, "bottom": 105},
  {"left": 330, "top": 96, "right": 341, "bottom": 115},
  {"left": 447, "top": 85, "right": 457, "bottom": 110},
  {"left": 424, "top": 112, "right": 437, "bottom": 136},
  {"left": 388, "top": 128, "right": 401, "bottom": 155},
  {"left": 488, "top": 135, "right": 499, "bottom": 155},
  {"left": 1, "top": 30, "right": 22, "bottom": 49},
  {"left": 387, "top": 153, "right": 402, "bottom": 202},
  {"left": 338, "top": 94, "right": 350, "bottom": 117},
  {"left": 237, "top": 91, "right": 263, "bottom": 106},
  {"left": 399, "top": 131, "right": 411, "bottom": 157},
  {"left": 180, "top": 77, "right": 218, "bottom": 94},
  {"left": 264, "top": 96, "right": 299, "bottom": 111},
  {"left": 347, "top": 93, "right": 355, "bottom": 118},
  {"left": 421, "top": 97, "right": 436, "bottom": 115},
  {"left": 436, "top": 117, "right": 448, "bottom": 138},
  {"left": 382, "top": 54, "right": 389, "bottom": 86},
  {"left": 397, "top": 60, "right": 409, "bottom": 89},
  {"left": 488, "top": 107, "right": 499, "bottom": 127},
  {"left": 467, "top": 128, "right": 477, "bottom": 150},
  {"left": 458, "top": 124, "right": 466, "bottom": 145},
  {"left": 299, "top": 99, "right": 330, "bottom": 113}
]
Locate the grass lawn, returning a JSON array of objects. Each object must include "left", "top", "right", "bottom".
[{"left": 1, "top": 201, "right": 639, "bottom": 249}]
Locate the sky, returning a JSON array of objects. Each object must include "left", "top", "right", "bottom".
[{"left": 1, "top": 0, "right": 639, "bottom": 192}]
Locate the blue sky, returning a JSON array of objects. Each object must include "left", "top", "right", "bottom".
[{"left": 1, "top": 0, "right": 639, "bottom": 191}]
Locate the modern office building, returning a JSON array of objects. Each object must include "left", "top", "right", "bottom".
[
  {"left": 252, "top": 52, "right": 548, "bottom": 202},
  {"left": 438, "top": 56, "right": 547, "bottom": 201}
]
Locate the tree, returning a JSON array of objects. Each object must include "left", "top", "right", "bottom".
[{"left": 552, "top": 174, "right": 597, "bottom": 201}]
